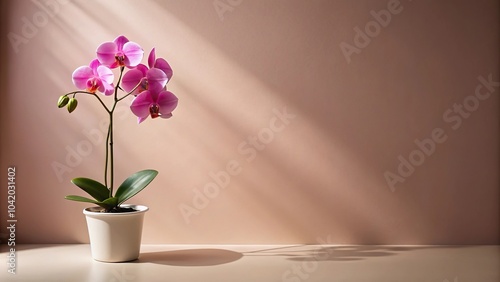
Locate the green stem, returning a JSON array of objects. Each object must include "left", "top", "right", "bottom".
[
  {"left": 107, "top": 66, "right": 125, "bottom": 197},
  {"left": 64, "top": 91, "right": 111, "bottom": 113},
  {"left": 63, "top": 90, "right": 95, "bottom": 96},
  {"left": 95, "top": 94, "right": 111, "bottom": 114},
  {"left": 117, "top": 91, "right": 135, "bottom": 102},
  {"left": 113, "top": 66, "right": 125, "bottom": 109},
  {"left": 117, "top": 81, "right": 142, "bottom": 102},
  {"left": 108, "top": 112, "right": 114, "bottom": 196},
  {"left": 104, "top": 123, "right": 111, "bottom": 190}
]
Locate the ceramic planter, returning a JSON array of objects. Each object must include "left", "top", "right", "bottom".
[{"left": 83, "top": 204, "right": 148, "bottom": 262}]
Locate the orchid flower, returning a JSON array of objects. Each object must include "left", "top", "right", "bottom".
[
  {"left": 121, "top": 65, "right": 168, "bottom": 95},
  {"left": 72, "top": 59, "right": 114, "bottom": 95},
  {"left": 96, "top": 35, "right": 144, "bottom": 68},
  {"left": 148, "top": 48, "right": 173, "bottom": 80},
  {"left": 60, "top": 36, "right": 179, "bottom": 212},
  {"left": 121, "top": 48, "right": 172, "bottom": 95},
  {"left": 130, "top": 87, "right": 178, "bottom": 123}
]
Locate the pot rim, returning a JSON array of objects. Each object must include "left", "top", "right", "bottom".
[{"left": 83, "top": 204, "right": 149, "bottom": 215}]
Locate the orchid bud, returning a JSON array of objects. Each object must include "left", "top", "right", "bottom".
[
  {"left": 67, "top": 98, "right": 78, "bottom": 113},
  {"left": 57, "top": 95, "right": 69, "bottom": 108}
]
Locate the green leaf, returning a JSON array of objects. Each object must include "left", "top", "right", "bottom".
[
  {"left": 65, "top": 195, "right": 100, "bottom": 204},
  {"left": 65, "top": 195, "right": 119, "bottom": 211},
  {"left": 115, "top": 170, "right": 158, "bottom": 205},
  {"left": 101, "top": 197, "right": 118, "bottom": 208},
  {"left": 71, "top": 178, "right": 110, "bottom": 202}
]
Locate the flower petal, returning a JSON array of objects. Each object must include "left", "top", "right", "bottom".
[
  {"left": 87, "top": 77, "right": 102, "bottom": 93},
  {"left": 154, "top": 58, "right": 173, "bottom": 80},
  {"left": 135, "top": 64, "right": 149, "bottom": 76},
  {"left": 160, "top": 113, "right": 173, "bottom": 119},
  {"left": 137, "top": 116, "right": 148, "bottom": 124},
  {"left": 96, "top": 42, "right": 117, "bottom": 66},
  {"left": 122, "top": 69, "right": 145, "bottom": 93},
  {"left": 109, "top": 61, "right": 120, "bottom": 69},
  {"left": 148, "top": 48, "right": 156, "bottom": 69},
  {"left": 101, "top": 81, "right": 115, "bottom": 96},
  {"left": 130, "top": 91, "right": 154, "bottom": 120},
  {"left": 157, "top": 91, "right": 178, "bottom": 116},
  {"left": 114, "top": 35, "right": 129, "bottom": 51},
  {"left": 94, "top": 79, "right": 104, "bottom": 93},
  {"left": 147, "top": 68, "right": 168, "bottom": 93},
  {"left": 96, "top": 65, "right": 114, "bottom": 84},
  {"left": 123, "top": 42, "right": 144, "bottom": 67},
  {"left": 89, "top": 59, "right": 101, "bottom": 73},
  {"left": 72, "top": 66, "right": 93, "bottom": 89}
]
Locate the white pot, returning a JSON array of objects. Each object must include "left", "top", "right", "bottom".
[{"left": 83, "top": 204, "right": 148, "bottom": 262}]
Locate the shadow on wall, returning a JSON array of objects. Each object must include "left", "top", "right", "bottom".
[
  {"left": 145, "top": 0, "right": 500, "bottom": 244},
  {"left": 1, "top": 0, "right": 498, "bottom": 245},
  {"left": 0, "top": 0, "right": 11, "bottom": 245}
]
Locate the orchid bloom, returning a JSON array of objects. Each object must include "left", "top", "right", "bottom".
[
  {"left": 72, "top": 59, "right": 114, "bottom": 95},
  {"left": 61, "top": 36, "right": 180, "bottom": 213},
  {"left": 148, "top": 48, "right": 173, "bottom": 80},
  {"left": 121, "top": 48, "right": 172, "bottom": 95},
  {"left": 130, "top": 87, "right": 178, "bottom": 123},
  {"left": 96, "top": 35, "right": 144, "bottom": 68},
  {"left": 121, "top": 64, "right": 168, "bottom": 95}
]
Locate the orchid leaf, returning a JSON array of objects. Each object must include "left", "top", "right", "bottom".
[
  {"left": 65, "top": 195, "right": 118, "bottom": 210},
  {"left": 71, "top": 177, "right": 110, "bottom": 202},
  {"left": 101, "top": 197, "right": 118, "bottom": 208},
  {"left": 65, "top": 195, "right": 100, "bottom": 204},
  {"left": 115, "top": 170, "right": 158, "bottom": 205}
]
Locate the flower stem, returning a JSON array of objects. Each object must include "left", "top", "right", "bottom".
[
  {"left": 107, "top": 66, "right": 125, "bottom": 197},
  {"left": 114, "top": 67, "right": 124, "bottom": 107},
  {"left": 64, "top": 91, "right": 111, "bottom": 113},
  {"left": 104, "top": 123, "right": 111, "bottom": 190},
  {"left": 117, "top": 82, "right": 142, "bottom": 102},
  {"left": 108, "top": 112, "right": 114, "bottom": 197}
]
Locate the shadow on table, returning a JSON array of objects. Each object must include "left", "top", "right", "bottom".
[
  {"left": 137, "top": 248, "right": 243, "bottom": 266},
  {"left": 286, "top": 246, "right": 414, "bottom": 262},
  {"left": 244, "top": 245, "right": 472, "bottom": 262}
]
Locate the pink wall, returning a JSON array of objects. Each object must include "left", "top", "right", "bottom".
[{"left": 0, "top": 0, "right": 498, "bottom": 244}]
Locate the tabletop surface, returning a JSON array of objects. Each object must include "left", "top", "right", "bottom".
[{"left": 1, "top": 244, "right": 499, "bottom": 282}]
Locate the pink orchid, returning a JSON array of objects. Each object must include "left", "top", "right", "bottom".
[
  {"left": 96, "top": 35, "right": 143, "bottom": 68},
  {"left": 130, "top": 88, "right": 178, "bottom": 123},
  {"left": 121, "top": 65, "right": 168, "bottom": 95},
  {"left": 148, "top": 48, "right": 173, "bottom": 80},
  {"left": 60, "top": 36, "right": 180, "bottom": 216},
  {"left": 121, "top": 48, "right": 172, "bottom": 95},
  {"left": 72, "top": 59, "right": 114, "bottom": 95}
]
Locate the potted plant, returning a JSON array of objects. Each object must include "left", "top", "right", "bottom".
[{"left": 57, "top": 35, "right": 178, "bottom": 262}]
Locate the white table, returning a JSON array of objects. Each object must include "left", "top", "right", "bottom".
[{"left": 1, "top": 244, "right": 499, "bottom": 281}]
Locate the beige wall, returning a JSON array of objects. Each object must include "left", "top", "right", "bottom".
[{"left": 0, "top": 0, "right": 498, "bottom": 244}]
